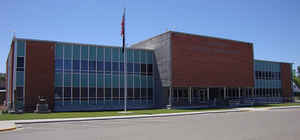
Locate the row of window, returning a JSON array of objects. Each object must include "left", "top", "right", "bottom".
[
  {"left": 254, "top": 88, "right": 282, "bottom": 97},
  {"left": 55, "top": 73, "right": 153, "bottom": 88},
  {"left": 55, "top": 59, "right": 153, "bottom": 75},
  {"left": 54, "top": 87, "right": 153, "bottom": 100},
  {"left": 255, "top": 71, "right": 281, "bottom": 80},
  {"left": 16, "top": 57, "right": 25, "bottom": 71},
  {"left": 55, "top": 45, "right": 153, "bottom": 64}
]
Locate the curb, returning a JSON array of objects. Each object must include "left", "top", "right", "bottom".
[
  {"left": 0, "top": 124, "right": 17, "bottom": 132},
  {"left": 14, "top": 109, "right": 241, "bottom": 124},
  {"left": 269, "top": 106, "right": 300, "bottom": 110}
]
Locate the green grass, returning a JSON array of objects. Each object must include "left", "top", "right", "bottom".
[
  {"left": 1, "top": 103, "right": 300, "bottom": 121},
  {"left": 0, "top": 108, "right": 225, "bottom": 121}
]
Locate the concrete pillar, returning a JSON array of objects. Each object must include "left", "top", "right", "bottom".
[
  {"left": 207, "top": 88, "right": 209, "bottom": 101},
  {"left": 224, "top": 87, "right": 226, "bottom": 100},
  {"left": 238, "top": 88, "right": 241, "bottom": 98},
  {"left": 189, "top": 87, "right": 192, "bottom": 104},
  {"left": 168, "top": 87, "right": 172, "bottom": 106}
]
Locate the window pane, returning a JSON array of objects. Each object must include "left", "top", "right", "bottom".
[
  {"left": 72, "top": 88, "right": 80, "bottom": 98},
  {"left": 73, "top": 45, "right": 80, "bottom": 60},
  {"left": 17, "top": 40, "right": 25, "bottom": 57},
  {"left": 105, "top": 62, "right": 111, "bottom": 73},
  {"left": 105, "top": 76, "right": 111, "bottom": 88},
  {"left": 81, "top": 47, "right": 88, "bottom": 60},
  {"left": 16, "top": 71, "right": 24, "bottom": 86},
  {"left": 72, "top": 74, "right": 80, "bottom": 87},
  {"left": 17, "top": 57, "right": 24, "bottom": 68},
  {"left": 97, "top": 61, "right": 104, "bottom": 72},
  {"left": 55, "top": 72, "right": 63, "bottom": 87},
  {"left": 54, "top": 87, "right": 63, "bottom": 99},
  {"left": 134, "top": 63, "right": 140, "bottom": 73},
  {"left": 97, "top": 74, "right": 104, "bottom": 87},
  {"left": 141, "top": 64, "right": 147, "bottom": 74},
  {"left": 127, "top": 63, "right": 134, "bottom": 73},
  {"left": 64, "top": 45, "right": 72, "bottom": 59},
  {"left": 112, "top": 75, "right": 119, "bottom": 88},
  {"left": 55, "top": 45, "right": 63, "bottom": 58},
  {"left": 89, "top": 47, "right": 96, "bottom": 60},
  {"left": 73, "top": 60, "right": 80, "bottom": 72},
  {"left": 105, "top": 48, "right": 111, "bottom": 61},
  {"left": 55, "top": 59, "right": 63, "bottom": 70},
  {"left": 81, "top": 60, "right": 88, "bottom": 71},
  {"left": 134, "top": 50, "right": 140, "bottom": 63},
  {"left": 64, "top": 87, "right": 71, "bottom": 98},
  {"left": 81, "top": 74, "right": 88, "bottom": 87},
  {"left": 89, "top": 88, "right": 96, "bottom": 98},
  {"left": 89, "top": 73, "right": 96, "bottom": 87},
  {"left": 112, "top": 62, "right": 119, "bottom": 72},
  {"left": 146, "top": 52, "right": 153, "bottom": 64},
  {"left": 97, "top": 47, "right": 104, "bottom": 61},
  {"left": 64, "top": 73, "right": 71, "bottom": 87},
  {"left": 64, "top": 60, "right": 72, "bottom": 71},
  {"left": 89, "top": 61, "right": 96, "bottom": 71},
  {"left": 112, "top": 48, "right": 119, "bottom": 61}
]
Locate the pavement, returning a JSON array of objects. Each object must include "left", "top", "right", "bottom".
[
  {"left": 1, "top": 107, "right": 300, "bottom": 140},
  {"left": 0, "top": 105, "right": 300, "bottom": 132}
]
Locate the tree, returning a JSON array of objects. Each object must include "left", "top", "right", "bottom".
[{"left": 298, "top": 66, "right": 300, "bottom": 78}]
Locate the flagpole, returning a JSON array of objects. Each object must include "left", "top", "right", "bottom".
[{"left": 124, "top": 43, "right": 127, "bottom": 112}]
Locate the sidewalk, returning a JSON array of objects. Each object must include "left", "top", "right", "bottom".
[{"left": 1, "top": 105, "right": 300, "bottom": 132}]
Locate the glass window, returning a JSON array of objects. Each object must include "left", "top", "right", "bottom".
[
  {"left": 55, "top": 72, "right": 63, "bottom": 87},
  {"left": 112, "top": 62, "right": 119, "bottom": 72},
  {"left": 16, "top": 87, "right": 24, "bottom": 99},
  {"left": 89, "top": 61, "right": 96, "bottom": 71},
  {"left": 134, "top": 50, "right": 140, "bottom": 63},
  {"left": 146, "top": 52, "right": 153, "bottom": 64},
  {"left": 17, "top": 57, "right": 24, "bottom": 68},
  {"left": 73, "top": 60, "right": 80, "bottom": 72},
  {"left": 73, "top": 45, "right": 80, "bottom": 60},
  {"left": 81, "top": 47, "right": 88, "bottom": 60},
  {"left": 140, "top": 51, "right": 146, "bottom": 63},
  {"left": 127, "top": 50, "right": 134, "bottom": 63},
  {"left": 105, "top": 88, "right": 111, "bottom": 99},
  {"left": 112, "top": 48, "right": 119, "bottom": 61},
  {"left": 105, "top": 48, "right": 111, "bottom": 61},
  {"left": 112, "top": 75, "right": 119, "bottom": 88},
  {"left": 148, "top": 77, "right": 153, "bottom": 88},
  {"left": 72, "top": 88, "right": 80, "bottom": 98},
  {"left": 81, "top": 74, "right": 88, "bottom": 87},
  {"left": 127, "top": 88, "right": 133, "bottom": 99},
  {"left": 113, "top": 88, "right": 119, "bottom": 100},
  {"left": 97, "top": 61, "right": 104, "bottom": 72},
  {"left": 97, "top": 74, "right": 104, "bottom": 88},
  {"left": 64, "top": 87, "right": 71, "bottom": 98},
  {"left": 16, "top": 71, "right": 24, "bottom": 86},
  {"left": 89, "top": 73, "right": 96, "bottom": 87},
  {"left": 89, "top": 47, "right": 96, "bottom": 60},
  {"left": 64, "top": 60, "right": 72, "bottom": 71},
  {"left": 55, "top": 45, "right": 63, "bottom": 59},
  {"left": 97, "top": 88, "right": 104, "bottom": 98},
  {"left": 134, "top": 88, "right": 140, "bottom": 99},
  {"left": 55, "top": 59, "right": 63, "bottom": 70},
  {"left": 120, "top": 74, "right": 124, "bottom": 88},
  {"left": 147, "top": 64, "right": 153, "bottom": 75},
  {"left": 134, "top": 64, "right": 140, "bottom": 73},
  {"left": 105, "top": 62, "right": 111, "bottom": 73},
  {"left": 134, "top": 75, "right": 140, "bottom": 88},
  {"left": 81, "top": 60, "right": 88, "bottom": 71},
  {"left": 17, "top": 40, "right": 25, "bottom": 57},
  {"left": 105, "top": 75, "right": 111, "bottom": 88},
  {"left": 81, "top": 88, "right": 88, "bottom": 99},
  {"left": 127, "top": 63, "right": 134, "bottom": 73},
  {"left": 120, "top": 63, "right": 124, "bottom": 72},
  {"left": 97, "top": 47, "right": 104, "bottom": 61},
  {"left": 64, "top": 73, "right": 72, "bottom": 87},
  {"left": 127, "top": 76, "right": 133, "bottom": 88},
  {"left": 54, "top": 87, "right": 63, "bottom": 99},
  {"left": 141, "top": 76, "right": 147, "bottom": 88},
  {"left": 64, "top": 45, "right": 72, "bottom": 59},
  {"left": 148, "top": 88, "right": 153, "bottom": 100},
  {"left": 141, "top": 64, "right": 147, "bottom": 74},
  {"left": 72, "top": 74, "right": 80, "bottom": 87},
  {"left": 89, "top": 88, "right": 96, "bottom": 98}
]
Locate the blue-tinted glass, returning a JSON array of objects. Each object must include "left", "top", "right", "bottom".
[
  {"left": 81, "top": 60, "right": 88, "bottom": 71},
  {"left": 112, "top": 75, "right": 119, "bottom": 88},
  {"left": 55, "top": 44, "right": 63, "bottom": 59},
  {"left": 105, "top": 76, "right": 111, "bottom": 88},
  {"left": 72, "top": 74, "right": 80, "bottom": 87},
  {"left": 81, "top": 74, "right": 88, "bottom": 87},
  {"left": 97, "top": 74, "right": 104, "bottom": 87},
  {"left": 97, "top": 47, "right": 104, "bottom": 61},
  {"left": 55, "top": 72, "right": 63, "bottom": 87},
  {"left": 120, "top": 63, "right": 124, "bottom": 72},
  {"left": 112, "top": 48, "right": 119, "bottom": 61},
  {"left": 134, "top": 75, "right": 140, "bottom": 88},
  {"left": 89, "top": 47, "right": 96, "bottom": 60},
  {"left": 73, "top": 60, "right": 80, "bottom": 72},
  {"left": 105, "top": 48, "right": 111, "bottom": 61},
  {"left": 73, "top": 45, "right": 80, "bottom": 60},
  {"left": 120, "top": 74, "right": 124, "bottom": 88},
  {"left": 127, "top": 63, "right": 134, "bottom": 73},
  {"left": 97, "top": 61, "right": 104, "bottom": 71},
  {"left": 134, "top": 63, "right": 140, "bottom": 73},
  {"left": 17, "top": 40, "right": 25, "bottom": 57},
  {"left": 141, "top": 76, "right": 147, "bottom": 88},
  {"left": 89, "top": 61, "right": 96, "bottom": 71},
  {"left": 112, "top": 62, "right": 119, "bottom": 71},
  {"left": 146, "top": 52, "right": 153, "bottom": 64},
  {"left": 64, "top": 45, "right": 72, "bottom": 59},
  {"left": 140, "top": 51, "right": 146, "bottom": 63},
  {"left": 148, "top": 77, "right": 153, "bottom": 88},
  {"left": 89, "top": 73, "right": 96, "bottom": 87},
  {"left": 64, "top": 73, "right": 71, "bottom": 87},
  {"left": 127, "top": 76, "right": 133, "bottom": 88},
  {"left": 81, "top": 47, "right": 88, "bottom": 60},
  {"left": 127, "top": 50, "right": 134, "bottom": 63},
  {"left": 16, "top": 71, "right": 24, "bottom": 86},
  {"left": 64, "top": 60, "right": 72, "bottom": 70},
  {"left": 134, "top": 50, "right": 140, "bottom": 63},
  {"left": 105, "top": 62, "right": 111, "bottom": 72},
  {"left": 55, "top": 59, "right": 63, "bottom": 70}
]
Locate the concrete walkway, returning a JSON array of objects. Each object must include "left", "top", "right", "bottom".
[{"left": 1, "top": 106, "right": 300, "bottom": 132}]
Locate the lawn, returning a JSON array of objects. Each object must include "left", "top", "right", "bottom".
[
  {"left": 0, "top": 103, "right": 300, "bottom": 121},
  {"left": 0, "top": 108, "right": 225, "bottom": 121}
]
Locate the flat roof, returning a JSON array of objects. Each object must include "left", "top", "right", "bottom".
[{"left": 254, "top": 59, "right": 293, "bottom": 64}]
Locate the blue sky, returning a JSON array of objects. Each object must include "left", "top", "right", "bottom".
[{"left": 0, "top": 0, "right": 299, "bottom": 73}]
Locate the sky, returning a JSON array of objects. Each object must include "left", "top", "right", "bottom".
[{"left": 0, "top": 0, "right": 299, "bottom": 73}]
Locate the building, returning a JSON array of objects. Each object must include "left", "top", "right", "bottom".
[{"left": 6, "top": 31, "right": 293, "bottom": 112}]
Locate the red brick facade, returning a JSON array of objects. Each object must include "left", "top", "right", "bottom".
[
  {"left": 25, "top": 40, "right": 55, "bottom": 112},
  {"left": 280, "top": 63, "right": 292, "bottom": 99},
  {"left": 171, "top": 32, "right": 254, "bottom": 87}
]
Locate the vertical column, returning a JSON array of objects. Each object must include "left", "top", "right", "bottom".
[
  {"left": 238, "top": 88, "right": 241, "bottom": 98},
  {"left": 224, "top": 87, "right": 226, "bottom": 100},
  {"left": 189, "top": 87, "right": 192, "bottom": 104},
  {"left": 207, "top": 88, "right": 209, "bottom": 101},
  {"left": 168, "top": 87, "right": 172, "bottom": 107}
]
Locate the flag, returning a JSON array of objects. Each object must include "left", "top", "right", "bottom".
[{"left": 121, "top": 8, "right": 126, "bottom": 53}]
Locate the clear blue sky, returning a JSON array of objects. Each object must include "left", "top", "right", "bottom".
[{"left": 0, "top": 0, "right": 299, "bottom": 73}]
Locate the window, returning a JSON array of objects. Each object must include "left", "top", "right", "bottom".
[
  {"left": 97, "top": 61, "right": 104, "bottom": 72},
  {"left": 97, "top": 74, "right": 104, "bottom": 88},
  {"left": 55, "top": 45, "right": 63, "bottom": 59},
  {"left": 64, "top": 73, "right": 72, "bottom": 87},
  {"left": 17, "top": 57, "right": 24, "bottom": 68},
  {"left": 141, "top": 64, "right": 147, "bottom": 74},
  {"left": 81, "top": 74, "right": 88, "bottom": 87},
  {"left": 64, "top": 87, "right": 71, "bottom": 98},
  {"left": 89, "top": 47, "right": 96, "bottom": 60},
  {"left": 105, "top": 62, "right": 111, "bottom": 73},
  {"left": 89, "top": 73, "right": 96, "bottom": 87},
  {"left": 89, "top": 61, "right": 96, "bottom": 72},
  {"left": 105, "top": 48, "right": 111, "bottom": 61},
  {"left": 127, "top": 63, "right": 134, "bottom": 73},
  {"left": 72, "top": 88, "right": 80, "bottom": 99},
  {"left": 112, "top": 48, "right": 119, "bottom": 61},
  {"left": 64, "top": 46, "right": 72, "bottom": 59},
  {"left": 54, "top": 87, "right": 63, "bottom": 99},
  {"left": 81, "top": 47, "right": 88, "bottom": 60},
  {"left": 16, "top": 71, "right": 24, "bottom": 86},
  {"left": 134, "top": 63, "right": 140, "bottom": 74},
  {"left": 64, "top": 60, "right": 72, "bottom": 71},
  {"left": 113, "top": 88, "right": 119, "bottom": 100},
  {"left": 73, "top": 60, "right": 80, "bottom": 72},
  {"left": 89, "top": 88, "right": 96, "bottom": 98},
  {"left": 73, "top": 46, "right": 80, "bottom": 60},
  {"left": 147, "top": 64, "right": 153, "bottom": 75},
  {"left": 105, "top": 88, "right": 111, "bottom": 99},
  {"left": 112, "top": 62, "right": 119, "bottom": 72},
  {"left": 81, "top": 88, "right": 88, "bottom": 99},
  {"left": 97, "top": 88, "right": 104, "bottom": 98},
  {"left": 72, "top": 74, "right": 80, "bottom": 87},
  {"left": 81, "top": 60, "right": 88, "bottom": 71}
]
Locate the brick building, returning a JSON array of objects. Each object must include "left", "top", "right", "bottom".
[{"left": 6, "top": 31, "right": 293, "bottom": 112}]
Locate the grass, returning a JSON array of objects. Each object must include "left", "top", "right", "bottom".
[
  {"left": 0, "top": 108, "right": 225, "bottom": 121},
  {"left": 1, "top": 102, "right": 300, "bottom": 121}
]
